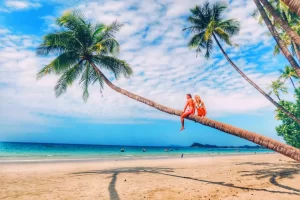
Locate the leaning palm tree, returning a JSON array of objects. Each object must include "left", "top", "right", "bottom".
[
  {"left": 281, "top": 0, "right": 300, "bottom": 16},
  {"left": 279, "top": 65, "right": 299, "bottom": 89},
  {"left": 259, "top": 0, "right": 300, "bottom": 45},
  {"left": 36, "top": 11, "right": 300, "bottom": 161},
  {"left": 267, "top": 80, "right": 288, "bottom": 100},
  {"left": 253, "top": 0, "right": 300, "bottom": 77},
  {"left": 183, "top": 2, "right": 300, "bottom": 124}
]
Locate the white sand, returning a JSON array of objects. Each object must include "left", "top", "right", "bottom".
[{"left": 0, "top": 154, "right": 299, "bottom": 200}]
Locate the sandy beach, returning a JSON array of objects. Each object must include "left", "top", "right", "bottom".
[{"left": 0, "top": 154, "right": 299, "bottom": 200}]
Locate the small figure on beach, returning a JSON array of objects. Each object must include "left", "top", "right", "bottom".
[
  {"left": 194, "top": 95, "right": 207, "bottom": 118},
  {"left": 181, "top": 153, "right": 183, "bottom": 158},
  {"left": 180, "top": 94, "right": 195, "bottom": 131}
]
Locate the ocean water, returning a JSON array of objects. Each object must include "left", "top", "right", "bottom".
[{"left": 0, "top": 142, "right": 273, "bottom": 162}]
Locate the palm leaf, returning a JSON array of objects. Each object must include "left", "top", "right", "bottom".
[
  {"left": 92, "top": 55, "right": 132, "bottom": 79},
  {"left": 215, "top": 28, "right": 232, "bottom": 46},
  {"left": 54, "top": 60, "right": 85, "bottom": 97},
  {"left": 37, "top": 51, "right": 79, "bottom": 79}
]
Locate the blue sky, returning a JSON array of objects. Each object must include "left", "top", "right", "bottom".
[{"left": 0, "top": 0, "right": 295, "bottom": 146}]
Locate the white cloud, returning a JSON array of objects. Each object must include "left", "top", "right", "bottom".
[
  {"left": 0, "top": 0, "right": 293, "bottom": 134},
  {"left": 4, "top": 0, "right": 41, "bottom": 10},
  {"left": 0, "top": 28, "right": 10, "bottom": 34}
]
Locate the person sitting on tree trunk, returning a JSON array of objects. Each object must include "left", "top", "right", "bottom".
[{"left": 180, "top": 94, "right": 195, "bottom": 131}]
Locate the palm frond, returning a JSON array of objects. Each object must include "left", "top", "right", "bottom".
[
  {"left": 92, "top": 55, "right": 132, "bottom": 79},
  {"left": 79, "top": 61, "right": 93, "bottom": 101},
  {"left": 56, "top": 10, "right": 87, "bottom": 31},
  {"left": 211, "top": 2, "right": 227, "bottom": 21},
  {"left": 37, "top": 51, "right": 79, "bottom": 79},
  {"left": 204, "top": 20, "right": 215, "bottom": 41},
  {"left": 218, "top": 19, "right": 240, "bottom": 36},
  {"left": 94, "top": 21, "right": 123, "bottom": 42},
  {"left": 204, "top": 38, "right": 213, "bottom": 59},
  {"left": 188, "top": 31, "right": 205, "bottom": 48},
  {"left": 54, "top": 60, "right": 85, "bottom": 97},
  {"left": 214, "top": 28, "right": 232, "bottom": 46},
  {"left": 36, "top": 31, "right": 81, "bottom": 55}
]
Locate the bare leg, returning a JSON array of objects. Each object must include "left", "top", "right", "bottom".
[{"left": 180, "top": 112, "right": 191, "bottom": 131}]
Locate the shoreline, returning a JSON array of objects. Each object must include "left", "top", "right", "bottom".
[{"left": 0, "top": 151, "right": 275, "bottom": 164}]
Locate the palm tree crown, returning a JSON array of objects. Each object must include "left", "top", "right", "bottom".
[
  {"left": 279, "top": 65, "right": 299, "bottom": 89},
  {"left": 267, "top": 80, "right": 288, "bottom": 100},
  {"left": 37, "top": 11, "right": 132, "bottom": 101},
  {"left": 183, "top": 2, "right": 240, "bottom": 58}
]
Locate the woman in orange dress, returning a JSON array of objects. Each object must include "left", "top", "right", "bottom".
[{"left": 194, "top": 95, "right": 207, "bottom": 118}]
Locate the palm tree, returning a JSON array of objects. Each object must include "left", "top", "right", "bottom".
[
  {"left": 183, "top": 2, "right": 300, "bottom": 124},
  {"left": 36, "top": 11, "right": 300, "bottom": 161},
  {"left": 253, "top": 0, "right": 300, "bottom": 77},
  {"left": 279, "top": 65, "right": 299, "bottom": 89},
  {"left": 259, "top": 0, "right": 300, "bottom": 45},
  {"left": 267, "top": 80, "right": 288, "bottom": 100},
  {"left": 281, "top": 0, "right": 300, "bottom": 16}
]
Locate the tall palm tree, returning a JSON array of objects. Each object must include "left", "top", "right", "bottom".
[
  {"left": 183, "top": 2, "right": 300, "bottom": 124},
  {"left": 259, "top": 0, "right": 300, "bottom": 45},
  {"left": 282, "top": 0, "right": 300, "bottom": 16},
  {"left": 279, "top": 65, "right": 299, "bottom": 89},
  {"left": 267, "top": 80, "right": 288, "bottom": 100},
  {"left": 36, "top": 11, "right": 300, "bottom": 161},
  {"left": 253, "top": 0, "right": 300, "bottom": 77}
]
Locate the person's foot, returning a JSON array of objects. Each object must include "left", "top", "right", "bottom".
[{"left": 180, "top": 127, "right": 185, "bottom": 131}]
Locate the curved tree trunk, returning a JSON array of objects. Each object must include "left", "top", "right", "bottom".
[
  {"left": 259, "top": 0, "right": 300, "bottom": 45},
  {"left": 212, "top": 33, "right": 300, "bottom": 124},
  {"left": 282, "top": 0, "right": 300, "bottom": 16},
  {"left": 89, "top": 62, "right": 300, "bottom": 161},
  {"left": 253, "top": 0, "right": 300, "bottom": 77}
]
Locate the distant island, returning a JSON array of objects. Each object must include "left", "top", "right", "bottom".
[{"left": 190, "top": 142, "right": 265, "bottom": 149}]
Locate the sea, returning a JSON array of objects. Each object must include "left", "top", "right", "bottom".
[{"left": 0, "top": 142, "right": 273, "bottom": 162}]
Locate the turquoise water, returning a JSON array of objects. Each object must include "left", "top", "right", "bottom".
[{"left": 0, "top": 142, "right": 272, "bottom": 161}]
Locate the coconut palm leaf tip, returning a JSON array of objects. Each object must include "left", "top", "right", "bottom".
[
  {"left": 183, "top": 2, "right": 240, "bottom": 58},
  {"left": 36, "top": 11, "right": 133, "bottom": 102}
]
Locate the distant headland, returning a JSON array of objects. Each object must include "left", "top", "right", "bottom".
[{"left": 190, "top": 142, "right": 265, "bottom": 149}]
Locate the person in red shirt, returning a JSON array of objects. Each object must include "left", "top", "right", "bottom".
[{"left": 180, "top": 94, "right": 195, "bottom": 131}]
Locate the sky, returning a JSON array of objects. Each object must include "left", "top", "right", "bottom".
[{"left": 0, "top": 0, "right": 296, "bottom": 146}]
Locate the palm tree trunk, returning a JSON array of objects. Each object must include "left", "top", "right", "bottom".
[
  {"left": 253, "top": 0, "right": 300, "bottom": 77},
  {"left": 282, "top": 0, "right": 300, "bottom": 16},
  {"left": 259, "top": 0, "right": 300, "bottom": 45},
  {"left": 89, "top": 62, "right": 300, "bottom": 161},
  {"left": 212, "top": 33, "right": 300, "bottom": 124},
  {"left": 276, "top": 94, "right": 281, "bottom": 101},
  {"left": 290, "top": 77, "right": 296, "bottom": 89}
]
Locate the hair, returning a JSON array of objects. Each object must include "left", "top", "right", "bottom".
[
  {"left": 194, "top": 95, "right": 201, "bottom": 103},
  {"left": 186, "top": 94, "right": 192, "bottom": 98}
]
